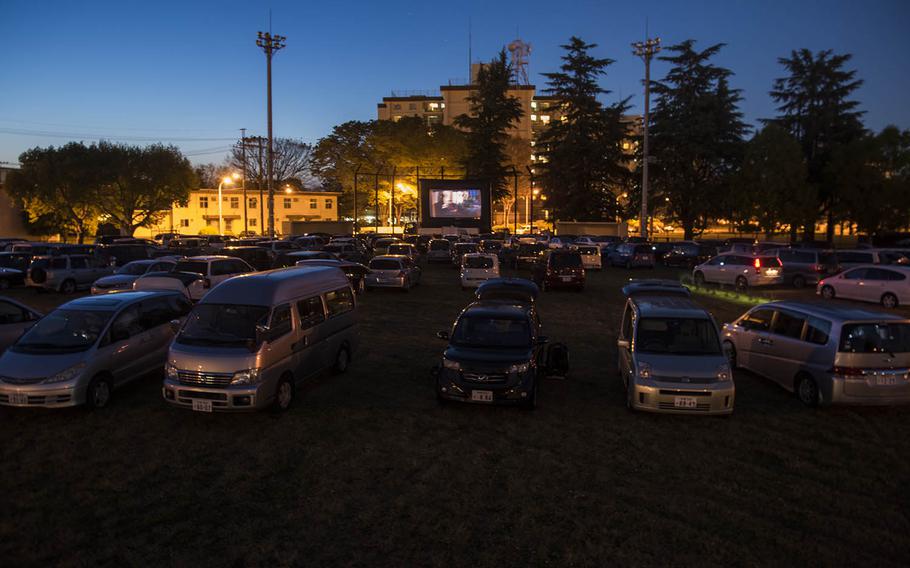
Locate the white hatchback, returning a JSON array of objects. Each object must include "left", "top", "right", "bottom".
[
  {"left": 460, "top": 253, "right": 500, "bottom": 289},
  {"left": 818, "top": 264, "right": 910, "bottom": 309}
]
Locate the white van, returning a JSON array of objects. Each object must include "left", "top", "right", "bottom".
[
  {"left": 163, "top": 266, "right": 358, "bottom": 412},
  {"left": 460, "top": 253, "right": 500, "bottom": 289}
]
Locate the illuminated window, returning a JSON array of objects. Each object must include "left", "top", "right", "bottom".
[
  {"left": 428, "top": 102, "right": 439, "bottom": 110},
  {"left": 530, "top": 154, "right": 537, "bottom": 161},
  {"left": 440, "top": 103, "right": 446, "bottom": 109},
  {"left": 284, "top": 198, "right": 292, "bottom": 209},
  {"left": 309, "top": 198, "right": 318, "bottom": 209},
  {"left": 530, "top": 114, "right": 537, "bottom": 121},
  {"left": 622, "top": 142, "right": 630, "bottom": 150},
  {"left": 393, "top": 115, "right": 402, "bottom": 121},
  {"left": 531, "top": 101, "right": 538, "bottom": 109},
  {"left": 529, "top": 140, "right": 536, "bottom": 147},
  {"left": 541, "top": 115, "right": 551, "bottom": 124},
  {"left": 325, "top": 199, "right": 333, "bottom": 209},
  {"left": 199, "top": 196, "right": 208, "bottom": 209}
]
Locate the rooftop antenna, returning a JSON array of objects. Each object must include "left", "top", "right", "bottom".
[{"left": 508, "top": 38, "right": 531, "bottom": 85}]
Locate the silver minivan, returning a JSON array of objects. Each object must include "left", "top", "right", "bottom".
[
  {"left": 617, "top": 281, "right": 735, "bottom": 415},
  {"left": 722, "top": 301, "right": 910, "bottom": 406},
  {"left": 0, "top": 291, "right": 190, "bottom": 408},
  {"left": 164, "top": 266, "right": 359, "bottom": 412}
]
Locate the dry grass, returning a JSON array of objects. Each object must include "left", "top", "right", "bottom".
[{"left": 1, "top": 265, "right": 909, "bottom": 566}]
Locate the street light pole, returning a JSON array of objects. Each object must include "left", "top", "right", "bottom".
[
  {"left": 257, "top": 31, "right": 286, "bottom": 238},
  {"left": 240, "top": 127, "right": 248, "bottom": 236},
  {"left": 632, "top": 36, "right": 660, "bottom": 241}
]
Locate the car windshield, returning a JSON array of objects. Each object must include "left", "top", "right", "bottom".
[
  {"left": 839, "top": 323, "right": 910, "bottom": 354},
  {"left": 13, "top": 309, "right": 114, "bottom": 353},
  {"left": 635, "top": 317, "right": 722, "bottom": 355},
  {"left": 174, "top": 261, "right": 207, "bottom": 275},
  {"left": 451, "top": 316, "right": 531, "bottom": 348},
  {"left": 464, "top": 256, "right": 494, "bottom": 269},
  {"left": 116, "top": 262, "right": 149, "bottom": 276},
  {"left": 551, "top": 254, "right": 582, "bottom": 268},
  {"left": 177, "top": 304, "right": 270, "bottom": 347}
]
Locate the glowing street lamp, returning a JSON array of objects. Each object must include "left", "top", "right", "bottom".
[{"left": 218, "top": 174, "right": 239, "bottom": 235}]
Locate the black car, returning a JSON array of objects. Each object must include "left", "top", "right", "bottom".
[
  {"left": 0, "top": 252, "right": 34, "bottom": 273},
  {"left": 434, "top": 295, "right": 567, "bottom": 408},
  {"left": 272, "top": 250, "right": 339, "bottom": 269},
  {"left": 663, "top": 242, "right": 718, "bottom": 268},
  {"left": 650, "top": 242, "right": 675, "bottom": 263},
  {"left": 451, "top": 242, "right": 479, "bottom": 265},
  {"left": 532, "top": 250, "right": 586, "bottom": 291},
  {"left": 514, "top": 243, "right": 547, "bottom": 269},
  {"left": 223, "top": 246, "right": 273, "bottom": 271}
]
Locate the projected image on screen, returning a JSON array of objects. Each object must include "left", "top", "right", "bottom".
[{"left": 430, "top": 189, "right": 482, "bottom": 219}]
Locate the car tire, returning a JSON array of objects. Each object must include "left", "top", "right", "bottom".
[
  {"left": 821, "top": 285, "right": 835, "bottom": 300},
  {"left": 272, "top": 375, "right": 294, "bottom": 412},
  {"left": 735, "top": 276, "right": 748, "bottom": 292},
  {"left": 694, "top": 272, "right": 706, "bottom": 286},
  {"left": 85, "top": 375, "right": 113, "bottom": 410},
  {"left": 792, "top": 275, "right": 806, "bottom": 289},
  {"left": 332, "top": 347, "right": 350, "bottom": 375},
  {"left": 795, "top": 374, "right": 820, "bottom": 407},
  {"left": 60, "top": 279, "right": 77, "bottom": 295},
  {"left": 882, "top": 293, "right": 899, "bottom": 309},
  {"left": 723, "top": 341, "right": 738, "bottom": 369}
]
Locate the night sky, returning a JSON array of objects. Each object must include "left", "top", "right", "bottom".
[{"left": 1, "top": 0, "right": 908, "bottom": 165}]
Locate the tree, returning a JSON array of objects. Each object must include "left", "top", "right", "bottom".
[
  {"left": 732, "top": 125, "right": 813, "bottom": 239},
  {"left": 768, "top": 49, "right": 865, "bottom": 242},
  {"left": 94, "top": 142, "right": 196, "bottom": 236},
  {"left": 230, "top": 137, "right": 318, "bottom": 189},
  {"left": 648, "top": 40, "right": 747, "bottom": 239},
  {"left": 5, "top": 143, "right": 101, "bottom": 242},
  {"left": 536, "top": 36, "right": 632, "bottom": 221},
  {"left": 454, "top": 50, "right": 524, "bottom": 201}
]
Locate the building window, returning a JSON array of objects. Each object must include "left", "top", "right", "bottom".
[
  {"left": 180, "top": 219, "right": 190, "bottom": 228},
  {"left": 309, "top": 198, "right": 318, "bottom": 209},
  {"left": 530, "top": 114, "right": 537, "bottom": 122},
  {"left": 283, "top": 198, "right": 292, "bottom": 209},
  {"left": 199, "top": 196, "right": 208, "bottom": 209},
  {"left": 225, "top": 220, "right": 233, "bottom": 232},
  {"left": 408, "top": 103, "right": 416, "bottom": 110},
  {"left": 428, "top": 102, "right": 439, "bottom": 110},
  {"left": 392, "top": 115, "right": 402, "bottom": 121},
  {"left": 325, "top": 199, "right": 333, "bottom": 209},
  {"left": 393, "top": 104, "right": 401, "bottom": 110},
  {"left": 531, "top": 101, "right": 538, "bottom": 109},
  {"left": 541, "top": 115, "right": 551, "bottom": 124},
  {"left": 248, "top": 197, "right": 257, "bottom": 209},
  {"left": 230, "top": 197, "right": 239, "bottom": 209},
  {"left": 250, "top": 218, "right": 257, "bottom": 227}
]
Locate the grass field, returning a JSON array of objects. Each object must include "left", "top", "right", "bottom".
[{"left": 2, "top": 264, "right": 909, "bottom": 566}]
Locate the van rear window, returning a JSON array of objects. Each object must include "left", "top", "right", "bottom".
[
  {"left": 370, "top": 259, "right": 401, "bottom": 270},
  {"left": 839, "top": 323, "right": 910, "bottom": 353}
]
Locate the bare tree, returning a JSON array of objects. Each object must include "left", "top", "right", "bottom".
[{"left": 229, "top": 138, "right": 318, "bottom": 188}]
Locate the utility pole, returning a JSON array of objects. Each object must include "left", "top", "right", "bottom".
[
  {"left": 632, "top": 36, "right": 660, "bottom": 241},
  {"left": 240, "top": 128, "right": 248, "bottom": 236},
  {"left": 373, "top": 173, "right": 380, "bottom": 233},
  {"left": 257, "top": 31, "right": 286, "bottom": 237},
  {"left": 353, "top": 165, "right": 361, "bottom": 235},
  {"left": 390, "top": 166, "right": 396, "bottom": 234}
]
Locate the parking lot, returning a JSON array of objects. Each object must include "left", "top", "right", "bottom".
[{"left": 2, "top": 263, "right": 909, "bottom": 566}]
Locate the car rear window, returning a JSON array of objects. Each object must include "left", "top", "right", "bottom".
[
  {"left": 551, "top": 253, "right": 583, "bottom": 268},
  {"left": 839, "top": 323, "right": 910, "bottom": 353},
  {"left": 633, "top": 245, "right": 652, "bottom": 254},
  {"left": 759, "top": 257, "right": 782, "bottom": 267},
  {"left": 430, "top": 241, "right": 450, "bottom": 251},
  {"left": 174, "top": 261, "right": 208, "bottom": 275},
  {"left": 388, "top": 245, "right": 410, "bottom": 255},
  {"left": 464, "top": 256, "right": 494, "bottom": 269},
  {"left": 370, "top": 259, "right": 401, "bottom": 270}
]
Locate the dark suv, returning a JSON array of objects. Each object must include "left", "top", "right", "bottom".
[{"left": 532, "top": 250, "right": 586, "bottom": 291}]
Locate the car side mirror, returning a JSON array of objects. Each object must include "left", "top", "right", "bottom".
[
  {"left": 617, "top": 339, "right": 631, "bottom": 350},
  {"left": 436, "top": 330, "right": 449, "bottom": 340},
  {"left": 169, "top": 319, "right": 181, "bottom": 334},
  {"left": 256, "top": 323, "right": 271, "bottom": 344}
]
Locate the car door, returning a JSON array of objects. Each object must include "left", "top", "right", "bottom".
[
  {"left": 702, "top": 255, "right": 726, "bottom": 283},
  {"left": 835, "top": 268, "right": 867, "bottom": 300},
  {"left": 138, "top": 296, "right": 187, "bottom": 364},
  {"left": 103, "top": 304, "right": 153, "bottom": 385},
  {"left": 294, "top": 295, "right": 329, "bottom": 376},
  {"left": 733, "top": 308, "right": 775, "bottom": 373},
  {"left": 69, "top": 256, "right": 91, "bottom": 287},
  {"left": 617, "top": 302, "right": 634, "bottom": 384},
  {"left": 209, "top": 260, "right": 232, "bottom": 287},
  {"left": 0, "top": 300, "right": 37, "bottom": 352},
  {"left": 751, "top": 309, "right": 809, "bottom": 386},
  {"left": 263, "top": 304, "right": 297, "bottom": 380},
  {"left": 859, "top": 268, "right": 891, "bottom": 303}
]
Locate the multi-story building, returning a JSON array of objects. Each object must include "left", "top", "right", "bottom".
[{"left": 136, "top": 187, "right": 340, "bottom": 238}]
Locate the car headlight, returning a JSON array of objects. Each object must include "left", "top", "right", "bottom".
[
  {"left": 508, "top": 361, "right": 531, "bottom": 374},
  {"left": 442, "top": 358, "right": 461, "bottom": 371},
  {"left": 231, "top": 368, "right": 262, "bottom": 385},
  {"left": 715, "top": 363, "right": 732, "bottom": 382},
  {"left": 636, "top": 362, "right": 652, "bottom": 380},
  {"left": 165, "top": 363, "right": 179, "bottom": 381},
  {"left": 44, "top": 363, "right": 86, "bottom": 384}
]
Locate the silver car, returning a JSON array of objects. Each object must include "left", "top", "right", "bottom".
[
  {"left": 91, "top": 259, "right": 178, "bottom": 295},
  {"left": 0, "top": 297, "right": 41, "bottom": 353},
  {"left": 0, "top": 291, "right": 190, "bottom": 408},
  {"left": 617, "top": 281, "right": 735, "bottom": 415},
  {"left": 722, "top": 301, "right": 910, "bottom": 406},
  {"left": 27, "top": 254, "right": 114, "bottom": 294},
  {"left": 365, "top": 255, "right": 421, "bottom": 291},
  {"left": 693, "top": 253, "right": 783, "bottom": 291}
]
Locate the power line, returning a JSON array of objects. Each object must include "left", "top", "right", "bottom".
[
  {"left": 0, "top": 117, "right": 237, "bottom": 134},
  {"left": 0, "top": 127, "right": 236, "bottom": 142}
]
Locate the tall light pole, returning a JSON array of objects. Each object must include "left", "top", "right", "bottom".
[
  {"left": 257, "top": 31, "right": 286, "bottom": 237},
  {"left": 632, "top": 36, "right": 660, "bottom": 241}
]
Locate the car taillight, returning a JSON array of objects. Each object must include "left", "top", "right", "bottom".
[
  {"left": 753, "top": 258, "right": 761, "bottom": 273},
  {"left": 813, "top": 264, "right": 826, "bottom": 273},
  {"left": 831, "top": 366, "right": 865, "bottom": 377}
]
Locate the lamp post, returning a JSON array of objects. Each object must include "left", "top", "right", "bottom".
[{"left": 217, "top": 175, "right": 239, "bottom": 235}]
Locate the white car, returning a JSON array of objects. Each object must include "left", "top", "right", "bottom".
[
  {"left": 460, "top": 253, "right": 500, "bottom": 289},
  {"left": 133, "top": 271, "right": 208, "bottom": 301},
  {"left": 693, "top": 253, "right": 783, "bottom": 291},
  {"left": 576, "top": 246, "right": 602, "bottom": 270},
  {"left": 818, "top": 265, "right": 910, "bottom": 309},
  {"left": 167, "top": 256, "right": 255, "bottom": 300}
]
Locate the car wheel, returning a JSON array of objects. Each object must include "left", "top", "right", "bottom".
[
  {"left": 60, "top": 279, "right": 77, "bottom": 295},
  {"left": 821, "top": 285, "right": 835, "bottom": 300},
  {"left": 723, "top": 341, "right": 738, "bottom": 369},
  {"left": 694, "top": 272, "right": 705, "bottom": 286},
  {"left": 85, "top": 375, "right": 112, "bottom": 409},
  {"left": 333, "top": 347, "right": 350, "bottom": 374},
  {"left": 795, "top": 374, "right": 820, "bottom": 407},
  {"left": 792, "top": 275, "right": 806, "bottom": 289},
  {"left": 882, "top": 293, "right": 899, "bottom": 309},
  {"left": 735, "top": 276, "right": 748, "bottom": 292},
  {"left": 272, "top": 375, "right": 294, "bottom": 412}
]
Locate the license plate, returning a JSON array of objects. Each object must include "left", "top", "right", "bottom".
[
  {"left": 673, "top": 396, "right": 698, "bottom": 408},
  {"left": 874, "top": 376, "right": 897, "bottom": 386},
  {"left": 765, "top": 269, "right": 779, "bottom": 276},
  {"left": 191, "top": 399, "right": 213, "bottom": 412},
  {"left": 471, "top": 390, "right": 493, "bottom": 402},
  {"left": 9, "top": 392, "right": 28, "bottom": 405},
  {"left": 560, "top": 276, "right": 573, "bottom": 282}
]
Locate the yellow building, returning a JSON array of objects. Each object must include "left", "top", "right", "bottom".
[{"left": 136, "top": 187, "right": 340, "bottom": 238}]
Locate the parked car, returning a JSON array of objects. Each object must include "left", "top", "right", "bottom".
[
  {"left": 91, "top": 259, "right": 178, "bottom": 295},
  {"left": 0, "top": 291, "right": 190, "bottom": 408},
  {"left": 650, "top": 242, "right": 675, "bottom": 264},
  {"left": 460, "top": 253, "right": 500, "bottom": 290},
  {"left": 365, "top": 255, "right": 421, "bottom": 291},
  {"left": 475, "top": 278, "right": 539, "bottom": 304},
  {"left": 0, "top": 297, "right": 41, "bottom": 353},
  {"left": 388, "top": 243, "right": 421, "bottom": 262},
  {"left": 575, "top": 245, "right": 602, "bottom": 270},
  {"left": 617, "top": 280, "right": 734, "bottom": 415},
  {"left": 26, "top": 255, "right": 114, "bottom": 294},
  {"left": 96, "top": 243, "right": 154, "bottom": 267},
  {"left": 722, "top": 301, "right": 910, "bottom": 406},
  {"left": 133, "top": 271, "right": 208, "bottom": 301},
  {"left": 171, "top": 256, "right": 255, "bottom": 300},
  {"left": 479, "top": 239, "right": 504, "bottom": 256},
  {"left": 818, "top": 265, "right": 910, "bottom": 308},
  {"left": 434, "top": 297, "right": 567, "bottom": 408},
  {"left": 296, "top": 259, "right": 371, "bottom": 294},
  {"left": 273, "top": 250, "right": 339, "bottom": 268},
  {"left": 693, "top": 254, "right": 783, "bottom": 291},
  {"left": 877, "top": 249, "right": 910, "bottom": 265},
  {"left": 663, "top": 242, "right": 717, "bottom": 269},
  {"left": 775, "top": 248, "right": 839, "bottom": 288},
  {"left": 451, "top": 242, "right": 479, "bottom": 266},
  {"left": 222, "top": 246, "right": 273, "bottom": 271},
  {"left": 532, "top": 250, "right": 586, "bottom": 292},
  {"left": 0, "top": 267, "right": 25, "bottom": 290},
  {"left": 0, "top": 252, "right": 35, "bottom": 274},
  {"left": 373, "top": 238, "right": 400, "bottom": 256},
  {"left": 834, "top": 249, "right": 883, "bottom": 270},
  {"left": 426, "top": 239, "right": 452, "bottom": 263},
  {"left": 548, "top": 236, "right": 574, "bottom": 249},
  {"left": 163, "top": 266, "right": 358, "bottom": 412},
  {"left": 607, "top": 243, "right": 655, "bottom": 269},
  {"left": 167, "top": 237, "right": 209, "bottom": 257},
  {"left": 323, "top": 242, "right": 369, "bottom": 264},
  {"left": 514, "top": 242, "right": 547, "bottom": 269}
]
